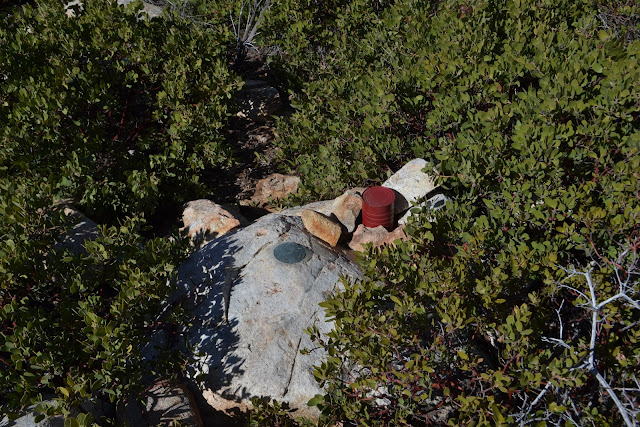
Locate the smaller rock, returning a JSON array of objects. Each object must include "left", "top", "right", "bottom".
[
  {"left": 277, "top": 187, "right": 364, "bottom": 219},
  {"left": 349, "top": 225, "right": 388, "bottom": 252},
  {"left": 331, "top": 190, "right": 363, "bottom": 233},
  {"left": 387, "top": 226, "right": 408, "bottom": 244},
  {"left": 219, "top": 204, "right": 250, "bottom": 226},
  {"left": 301, "top": 210, "right": 342, "bottom": 247},
  {"left": 182, "top": 200, "right": 244, "bottom": 241},
  {"left": 117, "top": 382, "right": 203, "bottom": 427},
  {"left": 398, "top": 193, "right": 450, "bottom": 225},
  {"left": 64, "top": 0, "right": 82, "bottom": 17},
  {"left": 349, "top": 224, "right": 408, "bottom": 252},
  {"left": 236, "top": 80, "right": 282, "bottom": 122},
  {"left": 251, "top": 173, "right": 300, "bottom": 206},
  {"left": 54, "top": 201, "right": 100, "bottom": 254},
  {"left": 382, "top": 158, "right": 437, "bottom": 214},
  {"left": 140, "top": 3, "right": 163, "bottom": 18}
]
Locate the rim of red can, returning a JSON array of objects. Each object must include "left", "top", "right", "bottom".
[{"left": 362, "top": 186, "right": 395, "bottom": 208}]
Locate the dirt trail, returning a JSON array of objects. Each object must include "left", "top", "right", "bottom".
[{"left": 149, "top": 48, "right": 286, "bottom": 234}]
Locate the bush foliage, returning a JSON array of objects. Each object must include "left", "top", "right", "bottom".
[
  {"left": 1, "top": 0, "right": 639, "bottom": 424},
  {"left": 264, "top": 0, "right": 640, "bottom": 424},
  {"left": 0, "top": 0, "right": 229, "bottom": 422},
  {"left": 0, "top": 179, "right": 190, "bottom": 423},
  {"left": 0, "top": 0, "right": 240, "bottom": 220}
]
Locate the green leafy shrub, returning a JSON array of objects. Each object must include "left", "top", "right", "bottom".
[
  {"left": 263, "top": 0, "right": 413, "bottom": 200},
  {"left": 0, "top": 0, "right": 241, "bottom": 221},
  {"left": 0, "top": 1, "right": 230, "bottom": 421},
  {"left": 0, "top": 178, "right": 191, "bottom": 423},
  {"left": 263, "top": 0, "right": 640, "bottom": 424},
  {"left": 247, "top": 396, "right": 315, "bottom": 427}
]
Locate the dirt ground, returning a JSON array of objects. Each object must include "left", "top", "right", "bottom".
[{"left": 148, "top": 47, "right": 287, "bottom": 235}]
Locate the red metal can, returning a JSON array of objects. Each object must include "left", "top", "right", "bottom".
[{"left": 362, "top": 186, "right": 395, "bottom": 230}]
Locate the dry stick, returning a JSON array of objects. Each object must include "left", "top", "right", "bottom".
[
  {"left": 236, "top": 1, "right": 244, "bottom": 42},
  {"left": 557, "top": 265, "right": 638, "bottom": 427},
  {"left": 582, "top": 268, "right": 635, "bottom": 427},
  {"left": 247, "top": 0, "right": 270, "bottom": 43},
  {"left": 242, "top": 0, "right": 258, "bottom": 43},
  {"left": 523, "top": 249, "right": 639, "bottom": 426}
]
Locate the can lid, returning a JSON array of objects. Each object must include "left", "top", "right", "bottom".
[{"left": 363, "top": 186, "right": 395, "bottom": 208}]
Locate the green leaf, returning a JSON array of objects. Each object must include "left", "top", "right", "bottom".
[
  {"left": 549, "top": 402, "right": 567, "bottom": 413},
  {"left": 307, "top": 394, "right": 324, "bottom": 407}
]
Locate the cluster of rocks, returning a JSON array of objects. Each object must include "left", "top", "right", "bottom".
[
  {"left": 187, "top": 158, "right": 445, "bottom": 254},
  {"left": 174, "top": 214, "right": 363, "bottom": 423},
  {"left": 3, "top": 49, "right": 444, "bottom": 422}
]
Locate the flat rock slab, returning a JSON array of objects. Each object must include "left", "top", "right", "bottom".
[
  {"left": 235, "top": 80, "right": 282, "bottom": 122},
  {"left": 175, "top": 214, "right": 362, "bottom": 419},
  {"left": 383, "top": 158, "right": 437, "bottom": 214},
  {"left": 117, "top": 383, "right": 203, "bottom": 427}
]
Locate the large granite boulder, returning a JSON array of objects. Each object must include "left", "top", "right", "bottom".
[{"left": 174, "top": 214, "right": 362, "bottom": 420}]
